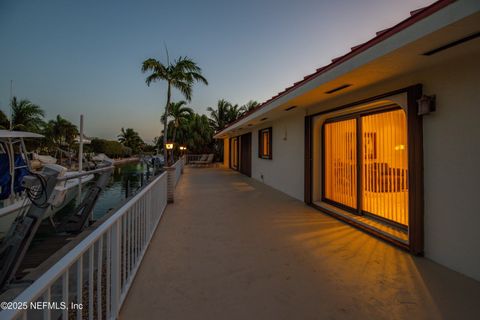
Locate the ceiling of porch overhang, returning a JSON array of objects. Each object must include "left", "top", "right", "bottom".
[{"left": 214, "top": 8, "right": 480, "bottom": 139}]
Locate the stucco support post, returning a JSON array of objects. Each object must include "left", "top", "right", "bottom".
[{"left": 166, "top": 166, "right": 175, "bottom": 203}]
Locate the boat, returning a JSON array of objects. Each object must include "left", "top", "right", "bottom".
[
  {"left": 92, "top": 153, "right": 109, "bottom": 163},
  {"left": 29, "top": 153, "right": 57, "bottom": 170},
  {"left": 35, "top": 154, "right": 58, "bottom": 165},
  {"left": 0, "top": 130, "right": 94, "bottom": 238},
  {"left": 141, "top": 154, "right": 165, "bottom": 167}
]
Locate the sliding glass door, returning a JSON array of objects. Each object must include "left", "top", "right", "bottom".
[
  {"left": 323, "top": 108, "right": 409, "bottom": 227},
  {"left": 324, "top": 119, "right": 357, "bottom": 209},
  {"left": 361, "top": 110, "right": 408, "bottom": 225}
]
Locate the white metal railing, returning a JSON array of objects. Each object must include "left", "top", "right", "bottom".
[
  {"left": 173, "top": 157, "right": 184, "bottom": 186},
  {"left": 1, "top": 172, "right": 169, "bottom": 320},
  {"left": 185, "top": 154, "right": 203, "bottom": 165}
]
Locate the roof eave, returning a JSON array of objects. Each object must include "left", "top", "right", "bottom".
[{"left": 214, "top": 0, "right": 468, "bottom": 139}]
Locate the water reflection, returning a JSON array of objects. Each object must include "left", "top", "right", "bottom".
[{"left": 56, "top": 161, "right": 160, "bottom": 222}]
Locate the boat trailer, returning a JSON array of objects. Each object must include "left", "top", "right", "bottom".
[{"left": 0, "top": 162, "right": 113, "bottom": 291}]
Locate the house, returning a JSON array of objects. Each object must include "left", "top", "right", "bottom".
[{"left": 214, "top": 0, "right": 480, "bottom": 281}]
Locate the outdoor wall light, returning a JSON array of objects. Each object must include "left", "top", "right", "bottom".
[
  {"left": 165, "top": 143, "right": 174, "bottom": 150},
  {"left": 417, "top": 94, "right": 436, "bottom": 115}
]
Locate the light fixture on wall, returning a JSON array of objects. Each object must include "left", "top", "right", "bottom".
[{"left": 417, "top": 94, "right": 436, "bottom": 115}]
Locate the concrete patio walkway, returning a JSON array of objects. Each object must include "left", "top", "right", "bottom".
[{"left": 120, "top": 167, "right": 480, "bottom": 320}]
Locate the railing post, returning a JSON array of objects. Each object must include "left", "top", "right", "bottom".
[
  {"left": 166, "top": 166, "right": 175, "bottom": 203},
  {"left": 110, "top": 220, "right": 121, "bottom": 319}
]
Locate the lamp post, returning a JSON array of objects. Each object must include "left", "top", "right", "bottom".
[
  {"left": 179, "top": 146, "right": 187, "bottom": 162},
  {"left": 165, "top": 142, "right": 174, "bottom": 166}
]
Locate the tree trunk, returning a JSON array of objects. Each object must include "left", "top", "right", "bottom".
[
  {"left": 171, "top": 125, "right": 178, "bottom": 164},
  {"left": 163, "top": 83, "right": 171, "bottom": 165},
  {"left": 172, "top": 126, "right": 177, "bottom": 144}
]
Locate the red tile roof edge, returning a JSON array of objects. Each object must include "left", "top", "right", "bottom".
[{"left": 215, "top": 0, "right": 456, "bottom": 137}]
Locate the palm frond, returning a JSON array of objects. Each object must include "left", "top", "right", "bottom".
[
  {"left": 171, "top": 80, "right": 193, "bottom": 101},
  {"left": 10, "top": 97, "right": 45, "bottom": 133},
  {"left": 0, "top": 109, "right": 9, "bottom": 129}
]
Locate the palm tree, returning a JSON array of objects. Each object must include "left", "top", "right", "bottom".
[
  {"left": 207, "top": 99, "right": 254, "bottom": 161},
  {"left": 10, "top": 97, "right": 45, "bottom": 132},
  {"left": 118, "top": 128, "right": 144, "bottom": 154},
  {"left": 0, "top": 110, "right": 9, "bottom": 129},
  {"left": 226, "top": 103, "right": 243, "bottom": 123},
  {"left": 141, "top": 55, "right": 208, "bottom": 163},
  {"left": 240, "top": 100, "right": 259, "bottom": 115},
  {"left": 44, "top": 115, "right": 78, "bottom": 148},
  {"left": 207, "top": 99, "right": 248, "bottom": 131},
  {"left": 162, "top": 101, "right": 193, "bottom": 144},
  {"left": 207, "top": 99, "right": 233, "bottom": 132},
  {"left": 176, "top": 114, "right": 212, "bottom": 153}
]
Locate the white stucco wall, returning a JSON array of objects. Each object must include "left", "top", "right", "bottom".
[
  {"left": 250, "top": 110, "right": 305, "bottom": 201},
  {"left": 309, "top": 52, "right": 480, "bottom": 281},
  {"left": 420, "top": 54, "right": 480, "bottom": 281},
  {"left": 222, "top": 52, "right": 480, "bottom": 281}
]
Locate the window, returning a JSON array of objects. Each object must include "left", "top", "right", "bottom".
[
  {"left": 230, "top": 137, "right": 238, "bottom": 169},
  {"left": 258, "top": 127, "right": 272, "bottom": 159},
  {"left": 323, "top": 108, "right": 408, "bottom": 227}
]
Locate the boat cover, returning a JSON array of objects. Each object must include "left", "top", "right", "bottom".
[{"left": 0, "top": 154, "right": 29, "bottom": 200}]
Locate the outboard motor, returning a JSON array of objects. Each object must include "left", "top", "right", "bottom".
[{"left": 0, "top": 165, "right": 63, "bottom": 291}]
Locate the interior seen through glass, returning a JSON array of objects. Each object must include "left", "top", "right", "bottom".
[
  {"left": 262, "top": 131, "right": 269, "bottom": 156},
  {"left": 324, "top": 109, "right": 409, "bottom": 227}
]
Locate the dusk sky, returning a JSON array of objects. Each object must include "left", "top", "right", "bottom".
[{"left": 0, "top": 0, "right": 433, "bottom": 143}]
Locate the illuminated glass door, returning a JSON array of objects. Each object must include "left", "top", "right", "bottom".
[
  {"left": 324, "top": 119, "right": 357, "bottom": 208},
  {"left": 323, "top": 108, "right": 409, "bottom": 227},
  {"left": 362, "top": 110, "right": 408, "bottom": 226}
]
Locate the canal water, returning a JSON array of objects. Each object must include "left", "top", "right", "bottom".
[
  {"left": 91, "top": 160, "right": 154, "bottom": 220},
  {"left": 17, "top": 161, "right": 160, "bottom": 276},
  {"left": 55, "top": 160, "right": 158, "bottom": 223}
]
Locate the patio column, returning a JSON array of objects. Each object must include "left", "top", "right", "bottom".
[{"left": 166, "top": 166, "right": 175, "bottom": 203}]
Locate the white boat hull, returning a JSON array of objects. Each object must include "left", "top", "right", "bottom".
[{"left": 0, "top": 173, "right": 94, "bottom": 239}]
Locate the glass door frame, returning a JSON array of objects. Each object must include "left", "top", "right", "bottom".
[
  {"left": 305, "top": 85, "right": 424, "bottom": 254},
  {"left": 321, "top": 105, "right": 404, "bottom": 225},
  {"left": 229, "top": 137, "right": 239, "bottom": 170}
]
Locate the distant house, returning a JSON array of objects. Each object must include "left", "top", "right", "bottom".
[{"left": 214, "top": 0, "right": 480, "bottom": 281}]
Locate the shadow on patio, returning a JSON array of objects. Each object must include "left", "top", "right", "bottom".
[{"left": 119, "top": 167, "right": 480, "bottom": 320}]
